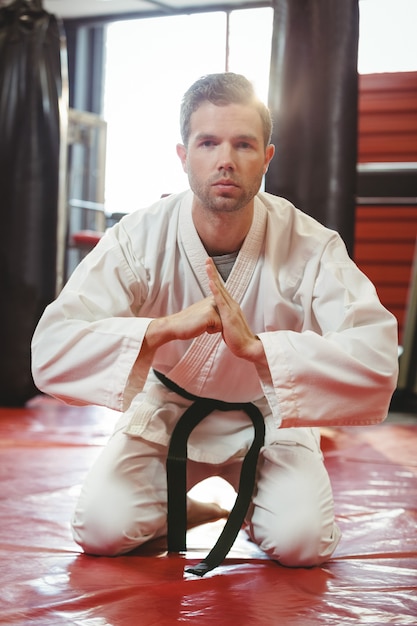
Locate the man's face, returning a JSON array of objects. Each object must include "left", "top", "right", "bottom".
[{"left": 177, "top": 101, "right": 274, "bottom": 215}]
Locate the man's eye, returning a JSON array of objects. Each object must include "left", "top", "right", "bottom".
[{"left": 201, "top": 140, "right": 215, "bottom": 147}]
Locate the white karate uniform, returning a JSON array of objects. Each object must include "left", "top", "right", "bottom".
[{"left": 31, "top": 191, "right": 398, "bottom": 565}]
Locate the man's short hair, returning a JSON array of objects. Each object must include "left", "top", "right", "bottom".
[{"left": 180, "top": 72, "right": 273, "bottom": 148}]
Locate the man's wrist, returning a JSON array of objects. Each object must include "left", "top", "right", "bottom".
[
  {"left": 244, "top": 336, "right": 267, "bottom": 364},
  {"left": 144, "top": 317, "right": 173, "bottom": 351}
]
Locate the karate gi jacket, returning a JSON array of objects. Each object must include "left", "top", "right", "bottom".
[{"left": 31, "top": 191, "right": 399, "bottom": 463}]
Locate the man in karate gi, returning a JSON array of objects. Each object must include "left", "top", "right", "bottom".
[{"left": 32, "top": 73, "right": 398, "bottom": 569}]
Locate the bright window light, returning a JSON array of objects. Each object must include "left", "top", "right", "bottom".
[
  {"left": 103, "top": 12, "right": 226, "bottom": 214},
  {"left": 103, "top": 8, "right": 273, "bottom": 215},
  {"left": 358, "top": 0, "right": 417, "bottom": 73},
  {"left": 228, "top": 8, "right": 273, "bottom": 104}
]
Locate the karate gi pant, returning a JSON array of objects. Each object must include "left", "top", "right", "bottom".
[{"left": 72, "top": 416, "right": 341, "bottom": 567}]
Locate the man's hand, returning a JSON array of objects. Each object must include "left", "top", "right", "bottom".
[
  {"left": 143, "top": 295, "right": 222, "bottom": 354},
  {"left": 141, "top": 258, "right": 267, "bottom": 367},
  {"left": 205, "top": 257, "right": 266, "bottom": 363}
]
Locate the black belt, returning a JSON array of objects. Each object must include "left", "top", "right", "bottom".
[{"left": 154, "top": 370, "right": 265, "bottom": 577}]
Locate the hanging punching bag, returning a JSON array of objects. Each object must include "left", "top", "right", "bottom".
[
  {"left": 0, "top": 0, "right": 62, "bottom": 405},
  {"left": 266, "top": 0, "right": 359, "bottom": 255}
]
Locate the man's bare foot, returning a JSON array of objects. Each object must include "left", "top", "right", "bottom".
[{"left": 186, "top": 497, "right": 229, "bottom": 528}]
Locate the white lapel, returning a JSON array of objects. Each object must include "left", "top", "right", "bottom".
[{"left": 167, "top": 194, "right": 267, "bottom": 393}]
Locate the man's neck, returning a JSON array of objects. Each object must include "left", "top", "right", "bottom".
[{"left": 192, "top": 202, "right": 254, "bottom": 256}]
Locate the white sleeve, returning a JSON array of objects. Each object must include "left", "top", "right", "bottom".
[
  {"left": 31, "top": 226, "right": 152, "bottom": 411},
  {"left": 257, "top": 235, "right": 398, "bottom": 427}
]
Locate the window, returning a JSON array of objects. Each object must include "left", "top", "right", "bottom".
[
  {"left": 103, "top": 1, "right": 417, "bottom": 215},
  {"left": 358, "top": 0, "right": 417, "bottom": 74},
  {"left": 103, "top": 8, "right": 273, "bottom": 214}
]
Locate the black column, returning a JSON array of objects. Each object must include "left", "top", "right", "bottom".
[
  {"left": 266, "top": 0, "right": 359, "bottom": 255},
  {"left": 0, "top": 0, "right": 62, "bottom": 405}
]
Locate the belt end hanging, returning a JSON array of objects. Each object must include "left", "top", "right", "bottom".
[{"left": 185, "top": 561, "right": 211, "bottom": 577}]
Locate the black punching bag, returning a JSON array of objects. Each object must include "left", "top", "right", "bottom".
[
  {"left": 0, "top": 0, "right": 62, "bottom": 405},
  {"left": 266, "top": 0, "right": 359, "bottom": 255}
]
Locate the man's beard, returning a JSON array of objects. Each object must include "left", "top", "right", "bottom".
[{"left": 189, "top": 171, "right": 264, "bottom": 214}]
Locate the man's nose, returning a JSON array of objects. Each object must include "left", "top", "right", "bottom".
[{"left": 217, "top": 144, "right": 235, "bottom": 170}]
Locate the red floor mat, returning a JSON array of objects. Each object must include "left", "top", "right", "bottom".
[{"left": 0, "top": 397, "right": 416, "bottom": 625}]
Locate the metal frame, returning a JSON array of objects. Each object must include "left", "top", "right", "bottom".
[{"left": 65, "top": 108, "right": 107, "bottom": 278}]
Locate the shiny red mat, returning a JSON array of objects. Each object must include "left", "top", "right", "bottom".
[{"left": 0, "top": 397, "right": 416, "bottom": 625}]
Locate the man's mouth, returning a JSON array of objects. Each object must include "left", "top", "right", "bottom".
[{"left": 213, "top": 179, "right": 238, "bottom": 188}]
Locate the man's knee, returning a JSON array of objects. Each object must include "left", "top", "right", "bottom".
[
  {"left": 71, "top": 504, "right": 166, "bottom": 556},
  {"left": 71, "top": 478, "right": 166, "bottom": 556},
  {"left": 247, "top": 442, "right": 341, "bottom": 567},
  {"left": 247, "top": 508, "right": 341, "bottom": 567}
]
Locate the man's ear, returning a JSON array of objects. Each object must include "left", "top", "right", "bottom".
[
  {"left": 264, "top": 144, "right": 275, "bottom": 174},
  {"left": 176, "top": 143, "right": 188, "bottom": 173}
]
